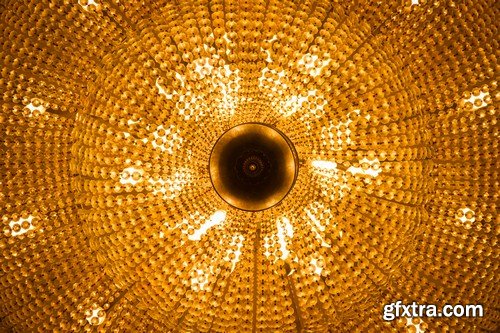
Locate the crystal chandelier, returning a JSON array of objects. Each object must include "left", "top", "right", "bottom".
[{"left": 0, "top": 0, "right": 498, "bottom": 332}]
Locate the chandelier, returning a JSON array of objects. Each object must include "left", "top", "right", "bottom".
[{"left": 0, "top": 0, "right": 498, "bottom": 332}]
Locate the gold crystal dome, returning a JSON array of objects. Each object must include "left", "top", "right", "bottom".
[{"left": 0, "top": 0, "right": 498, "bottom": 332}]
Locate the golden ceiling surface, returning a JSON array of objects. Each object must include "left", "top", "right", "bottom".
[{"left": 0, "top": 0, "right": 498, "bottom": 332}]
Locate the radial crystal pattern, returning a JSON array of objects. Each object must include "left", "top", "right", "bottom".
[{"left": 0, "top": 0, "right": 498, "bottom": 332}]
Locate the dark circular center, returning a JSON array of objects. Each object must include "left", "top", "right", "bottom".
[
  {"left": 209, "top": 123, "right": 298, "bottom": 211},
  {"left": 218, "top": 132, "right": 286, "bottom": 201}
]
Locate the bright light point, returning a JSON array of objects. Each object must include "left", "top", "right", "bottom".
[
  {"left": 156, "top": 78, "right": 175, "bottom": 99},
  {"left": 311, "top": 160, "right": 340, "bottom": 179},
  {"left": 310, "top": 258, "right": 324, "bottom": 275},
  {"left": 277, "top": 217, "right": 294, "bottom": 260},
  {"left": 188, "top": 210, "right": 226, "bottom": 241},
  {"left": 127, "top": 118, "right": 141, "bottom": 125},
  {"left": 262, "top": 48, "right": 273, "bottom": 62},
  {"left": 9, "top": 215, "right": 36, "bottom": 237},
  {"left": 311, "top": 160, "right": 351, "bottom": 199},
  {"left": 406, "top": 317, "right": 426, "bottom": 332},
  {"left": 456, "top": 207, "right": 475, "bottom": 223},
  {"left": 190, "top": 267, "right": 214, "bottom": 291},
  {"left": 121, "top": 166, "right": 143, "bottom": 181},
  {"left": 25, "top": 99, "right": 46, "bottom": 116},
  {"left": 464, "top": 91, "right": 490, "bottom": 110},
  {"left": 259, "top": 36, "right": 277, "bottom": 63},
  {"left": 305, "top": 209, "right": 324, "bottom": 231},
  {"left": 411, "top": 0, "right": 419, "bottom": 5},
  {"left": 119, "top": 167, "right": 144, "bottom": 185},
  {"left": 222, "top": 33, "right": 231, "bottom": 44},
  {"left": 312, "top": 160, "right": 337, "bottom": 170},
  {"left": 79, "top": 0, "right": 98, "bottom": 11},
  {"left": 347, "top": 158, "right": 382, "bottom": 178},
  {"left": 156, "top": 74, "right": 186, "bottom": 101},
  {"left": 85, "top": 306, "right": 105, "bottom": 326},
  {"left": 224, "top": 234, "right": 245, "bottom": 272},
  {"left": 175, "top": 72, "right": 185, "bottom": 86},
  {"left": 193, "top": 57, "right": 214, "bottom": 79},
  {"left": 221, "top": 33, "right": 233, "bottom": 55},
  {"left": 282, "top": 217, "right": 293, "bottom": 237}
]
